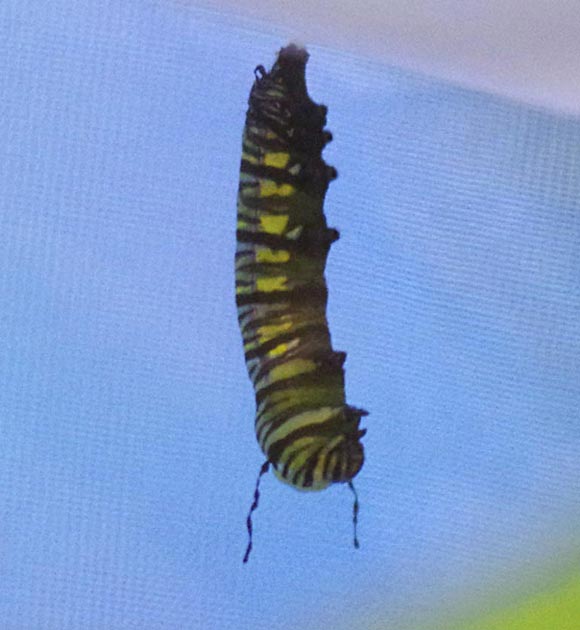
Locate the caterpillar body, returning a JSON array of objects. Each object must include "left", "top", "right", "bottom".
[{"left": 235, "top": 45, "right": 367, "bottom": 560}]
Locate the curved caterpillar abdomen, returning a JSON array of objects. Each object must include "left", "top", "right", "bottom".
[{"left": 235, "top": 44, "right": 367, "bottom": 493}]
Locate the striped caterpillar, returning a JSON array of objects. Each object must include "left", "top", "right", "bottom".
[{"left": 235, "top": 44, "right": 367, "bottom": 562}]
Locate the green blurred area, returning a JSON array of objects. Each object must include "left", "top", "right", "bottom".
[{"left": 441, "top": 569, "right": 580, "bottom": 630}]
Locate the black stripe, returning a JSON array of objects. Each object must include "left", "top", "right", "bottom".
[
  {"left": 332, "top": 455, "right": 344, "bottom": 482},
  {"left": 294, "top": 445, "right": 325, "bottom": 487},
  {"left": 241, "top": 159, "right": 333, "bottom": 196},
  {"left": 248, "top": 361, "right": 260, "bottom": 379},
  {"left": 239, "top": 180, "right": 259, "bottom": 190},
  {"left": 235, "top": 283, "right": 327, "bottom": 308},
  {"left": 236, "top": 229, "right": 295, "bottom": 250},
  {"left": 245, "top": 115, "right": 290, "bottom": 142},
  {"left": 241, "top": 140, "right": 261, "bottom": 158},
  {"left": 236, "top": 227, "right": 338, "bottom": 258},
  {"left": 240, "top": 160, "right": 300, "bottom": 186},
  {"left": 234, "top": 249, "right": 255, "bottom": 261},
  {"left": 323, "top": 445, "right": 341, "bottom": 481},
  {"left": 235, "top": 258, "right": 290, "bottom": 273},
  {"left": 279, "top": 443, "right": 310, "bottom": 478},
  {"left": 238, "top": 198, "right": 295, "bottom": 216},
  {"left": 281, "top": 442, "right": 320, "bottom": 478},
  {"left": 236, "top": 258, "right": 290, "bottom": 275},
  {"left": 236, "top": 289, "right": 291, "bottom": 307},
  {"left": 248, "top": 113, "right": 328, "bottom": 157},
  {"left": 236, "top": 212, "right": 260, "bottom": 225},
  {"left": 237, "top": 192, "right": 294, "bottom": 211},
  {"left": 247, "top": 109, "right": 326, "bottom": 157},
  {"left": 244, "top": 128, "right": 287, "bottom": 152},
  {"left": 267, "top": 417, "right": 341, "bottom": 467}
]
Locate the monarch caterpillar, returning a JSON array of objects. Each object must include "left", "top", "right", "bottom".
[{"left": 235, "top": 44, "right": 367, "bottom": 562}]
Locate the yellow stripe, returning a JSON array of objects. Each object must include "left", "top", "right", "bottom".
[
  {"left": 243, "top": 340, "right": 257, "bottom": 353},
  {"left": 256, "top": 276, "right": 287, "bottom": 292},
  {"left": 265, "top": 358, "right": 316, "bottom": 383},
  {"left": 287, "top": 443, "right": 321, "bottom": 481},
  {"left": 249, "top": 340, "right": 295, "bottom": 366},
  {"left": 256, "top": 388, "right": 300, "bottom": 426},
  {"left": 272, "top": 469, "right": 331, "bottom": 491},
  {"left": 311, "top": 435, "right": 343, "bottom": 486},
  {"left": 256, "top": 321, "right": 292, "bottom": 341},
  {"left": 260, "top": 214, "right": 288, "bottom": 234},
  {"left": 276, "top": 437, "right": 319, "bottom": 474},
  {"left": 269, "top": 341, "right": 290, "bottom": 357},
  {"left": 247, "top": 126, "right": 280, "bottom": 142},
  {"left": 256, "top": 396, "right": 299, "bottom": 437},
  {"left": 260, "top": 181, "right": 295, "bottom": 197},
  {"left": 264, "top": 152, "right": 290, "bottom": 168},
  {"left": 255, "top": 357, "right": 316, "bottom": 390},
  {"left": 264, "top": 406, "right": 339, "bottom": 451},
  {"left": 242, "top": 151, "right": 259, "bottom": 164},
  {"left": 256, "top": 248, "right": 290, "bottom": 264},
  {"left": 324, "top": 451, "right": 338, "bottom": 479},
  {"left": 280, "top": 434, "right": 344, "bottom": 488}
]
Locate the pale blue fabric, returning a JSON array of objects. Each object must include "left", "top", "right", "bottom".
[{"left": 1, "top": 2, "right": 579, "bottom": 629}]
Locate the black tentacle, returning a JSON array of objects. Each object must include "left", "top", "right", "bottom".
[
  {"left": 243, "top": 460, "right": 270, "bottom": 564},
  {"left": 348, "top": 480, "right": 360, "bottom": 549}
]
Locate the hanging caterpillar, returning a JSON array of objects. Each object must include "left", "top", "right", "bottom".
[{"left": 235, "top": 44, "right": 367, "bottom": 562}]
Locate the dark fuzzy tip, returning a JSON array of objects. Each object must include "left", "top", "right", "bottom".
[{"left": 278, "top": 43, "right": 309, "bottom": 65}]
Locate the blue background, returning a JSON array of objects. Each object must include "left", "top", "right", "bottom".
[{"left": 1, "top": 1, "right": 579, "bottom": 628}]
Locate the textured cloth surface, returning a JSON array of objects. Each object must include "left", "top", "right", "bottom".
[{"left": 1, "top": 2, "right": 579, "bottom": 629}]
